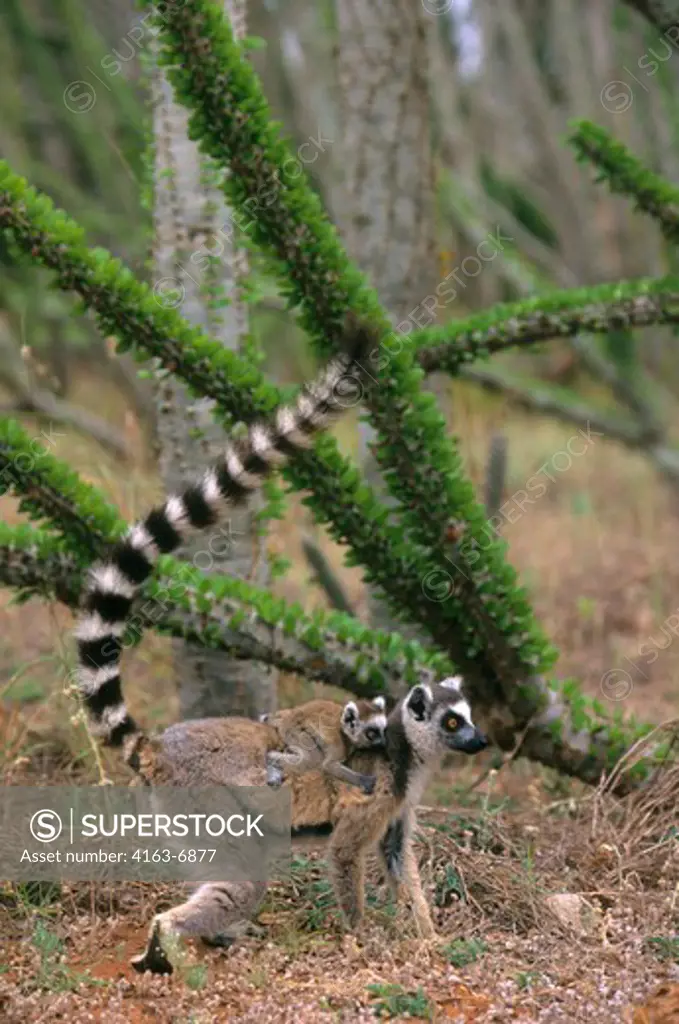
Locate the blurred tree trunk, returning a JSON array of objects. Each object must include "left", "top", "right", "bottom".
[
  {"left": 334, "top": 0, "right": 439, "bottom": 632},
  {"left": 151, "top": 0, "right": 276, "bottom": 721},
  {"left": 249, "top": 0, "right": 336, "bottom": 214}
]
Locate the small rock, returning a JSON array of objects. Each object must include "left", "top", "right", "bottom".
[{"left": 543, "top": 893, "right": 598, "bottom": 935}]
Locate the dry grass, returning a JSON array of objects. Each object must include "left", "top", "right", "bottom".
[
  {"left": 1, "top": 369, "right": 679, "bottom": 1021},
  {"left": 0, "top": 762, "right": 677, "bottom": 1021}
]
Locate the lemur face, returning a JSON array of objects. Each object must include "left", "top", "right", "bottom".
[
  {"left": 402, "top": 678, "right": 488, "bottom": 757},
  {"left": 341, "top": 696, "right": 388, "bottom": 748}
]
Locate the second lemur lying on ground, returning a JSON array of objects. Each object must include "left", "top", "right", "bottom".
[{"left": 261, "top": 696, "right": 388, "bottom": 794}]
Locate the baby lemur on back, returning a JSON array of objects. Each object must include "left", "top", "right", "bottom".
[
  {"left": 261, "top": 696, "right": 387, "bottom": 795},
  {"left": 130, "top": 676, "right": 488, "bottom": 975}
]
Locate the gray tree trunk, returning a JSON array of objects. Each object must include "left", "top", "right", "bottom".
[
  {"left": 334, "top": 0, "right": 440, "bottom": 633},
  {"left": 151, "top": 0, "right": 276, "bottom": 721}
]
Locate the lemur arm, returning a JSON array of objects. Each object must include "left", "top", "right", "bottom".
[
  {"left": 266, "top": 748, "right": 376, "bottom": 795},
  {"left": 320, "top": 759, "right": 376, "bottom": 796}
]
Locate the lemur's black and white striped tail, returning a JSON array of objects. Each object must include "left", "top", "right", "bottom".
[{"left": 74, "top": 324, "right": 371, "bottom": 756}]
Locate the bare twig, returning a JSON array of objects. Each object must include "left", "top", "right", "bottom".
[
  {"left": 301, "top": 535, "right": 356, "bottom": 616},
  {"left": 460, "top": 365, "right": 644, "bottom": 445},
  {"left": 483, "top": 433, "right": 508, "bottom": 520},
  {"left": 0, "top": 390, "right": 129, "bottom": 460},
  {"left": 461, "top": 364, "right": 679, "bottom": 489},
  {"left": 0, "top": 331, "right": 128, "bottom": 459}
]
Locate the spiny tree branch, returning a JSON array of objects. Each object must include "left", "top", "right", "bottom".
[
  {"left": 0, "top": 92, "right": 670, "bottom": 785},
  {"left": 0, "top": 397, "right": 664, "bottom": 790},
  {"left": 0, "top": 164, "right": 553, "bottom": 726},
  {"left": 569, "top": 121, "right": 679, "bottom": 246},
  {"left": 0, "top": 415, "right": 452, "bottom": 693},
  {"left": 0, "top": 418, "right": 122, "bottom": 558},
  {"left": 0, "top": 522, "right": 442, "bottom": 697},
  {"left": 413, "top": 278, "right": 679, "bottom": 376},
  {"left": 138, "top": 0, "right": 555, "bottom": 701}
]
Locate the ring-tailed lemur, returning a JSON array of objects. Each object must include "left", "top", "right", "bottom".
[
  {"left": 261, "top": 696, "right": 388, "bottom": 794},
  {"left": 130, "top": 676, "right": 488, "bottom": 973},
  {"left": 73, "top": 323, "right": 371, "bottom": 757},
  {"left": 327, "top": 676, "right": 487, "bottom": 935}
]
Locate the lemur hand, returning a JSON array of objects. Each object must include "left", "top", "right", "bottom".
[
  {"left": 266, "top": 764, "right": 284, "bottom": 788},
  {"left": 359, "top": 774, "right": 376, "bottom": 796}
]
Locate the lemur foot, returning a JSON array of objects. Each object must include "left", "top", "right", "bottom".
[
  {"left": 203, "top": 921, "right": 265, "bottom": 948},
  {"left": 131, "top": 922, "right": 174, "bottom": 975}
]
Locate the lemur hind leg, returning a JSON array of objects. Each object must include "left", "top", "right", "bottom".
[
  {"left": 328, "top": 795, "right": 396, "bottom": 930},
  {"left": 379, "top": 809, "right": 434, "bottom": 938},
  {"left": 131, "top": 880, "right": 266, "bottom": 975},
  {"left": 401, "top": 839, "right": 435, "bottom": 938},
  {"left": 378, "top": 816, "right": 405, "bottom": 902},
  {"left": 328, "top": 821, "right": 367, "bottom": 930}
]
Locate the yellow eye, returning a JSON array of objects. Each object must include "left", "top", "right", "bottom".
[{"left": 446, "top": 715, "right": 460, "bottom": 731}]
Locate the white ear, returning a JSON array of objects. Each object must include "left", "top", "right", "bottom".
[
  {"left": 371, "top": 695, "right": 386, "bottom": 710},
  {"left": 405, "top": 683, "right": 433, "bottom": 721},
  {"left": 439, "top": 675, "right": 463, "bottom": 691},
  {"left": 342, "top": 701, "right": 358, "bottom": 724},
  {"left": 259, "top": 712, "right": 270, "bottom": 723}
]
